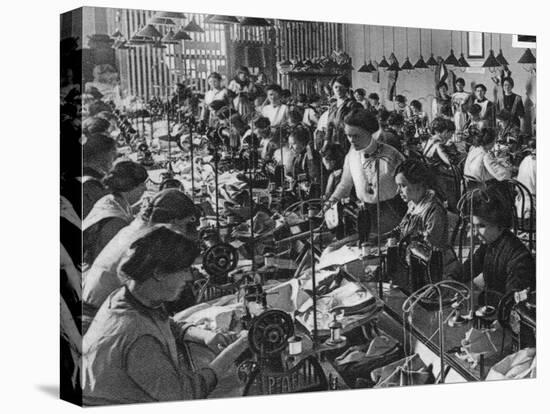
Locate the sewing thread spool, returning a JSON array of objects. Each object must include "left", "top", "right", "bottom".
[
  {"left": 328, "top": 313, "right": 343, "bottom": 344},
  {"left": 288, "top": 335, "right": 303, "bottom": 356}
]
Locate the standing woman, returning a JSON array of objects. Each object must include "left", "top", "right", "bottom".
[
  {"left": 201, "top": 72, "right": 230, "bottom": 126},
  {"left": 228, "top": 66, "right": 256, "bottom": 118},
  {"left": 496, "top": 77, "right": 525, "bottom": 130},
  {"left": 323, "top": 75, "right": 363, "bottom": 152},
  {"left": 83, "top": 161, "right": 148, "bottom": 268}
]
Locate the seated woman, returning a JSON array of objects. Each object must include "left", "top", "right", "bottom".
[
  {"left": 422, "top": 117, "right": 456, "bottom": 166},
  {"left": 463, "top": 127, "right": 512, "bottom": 185},
  {"left": 201, "top": 72, "right": 230, "bottom": 127},
  {"left": 83, "top": 161, "right": 148, "bottom": 267},
  {"left": 377, "top": 111, "right": 404, "bottom": 152},
  {"left": 321, "top": 143, "right": 345, "bottom": 198},
  {"left": 288, "top": 125, "right": 324, "bottom": 198},
  {"left": 83, "top": 189, "right": 200, "bottom": 332},
  {"left": 83, "top": 227, "right": 249, "bottom": 405},
  {"left": 459, "top": 187, "right": 535, "bottom": 295},
  {"left": 387, "top": 159, "right": 460, "bottom": 279}
]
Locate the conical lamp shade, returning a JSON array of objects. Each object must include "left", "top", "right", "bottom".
[
  {"left": 156, "top": 11, "right": 187, "bottom": 19},
  {"left": 457, "top": 53, "right": 470, "bottom": 68},
  {"left": 401, "top": 57, "right": 414, "bottom": 70},
  {"left": 173, "top": 29, "right": 192, "bottom": 41},
  {"left": 183, "top": 18, "right": 204, "bottom": 33},
  {"left": 518, "top": 48, "right": 536, "bottom": 64},
  {"left": 162, "top": 29, "right": 178, "bottom": 44},
  {"left": 387, "top": 53, "right": 400, "bottom": 71},
  {"left": 482, "top": 50, "right": 500, "bottom": 68},
  {"left": 378, "top": 56, "right": 389, "bottom": 69},
  {"left": 358, "top": 61, "right": 371, "bottom": 73},
  {"left": 240, "top": 17, "right": 272, "bottom": 27},
  {"left": 414, "top": 55, "right": 429, "bottom": 69},
  {"left": 366, "top": 61, "right": 377, "bottom": 72},
  {"left": 426, "top": 54, "right": 438, "bottom": 66},
  {"left": 136, "top": 24, "right": 162, "bottom": 38},
  {"left": 341, "top": 62, "right": 354, "bottom": 70},
  {"left": 111, "top": 29, "right": 123, "bottom": 38},
  {"left": 150, "top": 17, "right": 176, "bottom": 25},
  {"left": 205, "top": 15, "right": 240, "bottom": 24},
  {"left": 444, "top": 49, "right": 459, "bottom": 66},
  {"left": 496, "top": 49, "right": 509, "bottom": 66}
]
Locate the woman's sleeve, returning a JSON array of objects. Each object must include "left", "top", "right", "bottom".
[
  {"left": 423, "top": 204, "right": 448, "bottom": 248},
  {"left": 126, "top": 335, "right": 186, "bottom": 401},
  {"left": 436, "top": 144, "right": 452, "bottom": 166},
  {"left": 461, "top": 245, "right": 486, "bottom": 282},
  {"left": 330, "top": 154, "right": 352, "bottom": 201},
  {"left": 483, "top": 153, "right": 512, "bottom": 181},
  {"left": 96, "top": 218, "right": 128, "bottom": 258}
]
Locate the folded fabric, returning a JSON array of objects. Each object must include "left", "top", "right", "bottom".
[{"left": 486, "top": 348, "right": 536, "bottom": 380}]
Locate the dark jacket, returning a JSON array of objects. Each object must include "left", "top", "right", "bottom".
[{"left": 461, "top": 230, "right": 535, "bottom": 295}]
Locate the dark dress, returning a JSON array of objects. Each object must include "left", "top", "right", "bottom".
[
  {"left": 324, "top": 99, "right": 363, "bottom": 151},
  {"left": 497, "top": 93, "right": 525, "bottom": 128},
  {"left": 291, "top": 146, "right": 325, "bottom": 198},
  {"left": 461, "top": 230, "right": 535, "bottom": 295}
]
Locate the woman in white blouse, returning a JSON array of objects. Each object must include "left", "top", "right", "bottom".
[
  {"left": 464, "top": 127, "right": 512, "bottom": 184},
  {"left": 201, "top": 72, "right": 230, "bottom": 125}
]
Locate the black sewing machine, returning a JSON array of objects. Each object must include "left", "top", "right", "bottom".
[{"left": 237, "top": 283, "right": 329, "bottom": 396}]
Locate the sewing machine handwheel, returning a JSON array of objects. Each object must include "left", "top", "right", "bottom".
[
  {"left": 248, "top": 310, "right": 294, "bottom": 356},
  {"left": 202, "top": 242, "right": 239, "bottom": 278}
]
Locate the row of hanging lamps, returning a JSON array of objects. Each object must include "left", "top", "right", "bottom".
[
  {"left": 358, "top": 25, "right": 370, "bottom": 72},
  {"left": 482, "top": 33, "right": 500, "bottom": 72},
  {"left": 401, "top": 28, "right": 414, "bottom": 72},
  {"left": 495, "top": 33, "right": 509, "bottom": 66},
  {"left": 444, "top": 30, "right": 459, "bottom": 66},
  {"left": 426, "top": 30, "right": 438, "bottom": 67},
  {"left": 457, "top": 31, "right": 470, "bottom": 69},
  {"left": 414, "top": 28, "right": 428, "bottom": 70},
  {"left": 378, "top": 27, "right": 389, "bottom": 69}
]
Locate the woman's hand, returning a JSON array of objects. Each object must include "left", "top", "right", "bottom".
[
  {"left": 204, "top": 331, "right": 238, "bottom": 353},
  {"left": 209, "top": 331, "right": 249, "bottom": 378}
]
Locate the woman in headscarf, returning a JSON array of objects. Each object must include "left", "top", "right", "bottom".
[
  {"left": 82, "top": 189, "right": 200, "bottom": 331},
  {"left": 82, "top": 227, "right": 249, "bottom": 405},
  {"left": 83, "top": 161, "right": 148, "bottom": 267}
]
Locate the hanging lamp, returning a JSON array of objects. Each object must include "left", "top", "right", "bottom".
[
  {"left": 414, "top": 28, "right": 429, "bottom": 70},
  {"left": 240, "top": 17, "right": 272, "bottom": 27},
  {"left": 156, "top": 11, "right": 187, "bottom": 20},
  {"left": 457, "top": 31, "right": 470, "bottom": 70},
  {"left": 358, "top": 25, "right": 371, "bottom": 72},
  {"left": 426, "top": 30, "right": 438, "bottom": 68},
  {"left": 173, "top": 28, "right": 192, "bottom": 41},
  {"left": 400, "top": 28, "right": 414, "bottom": 72},
  {"left": 136, "top": 24, "right": 162, "bottom": 39},
  {"left": 378, "top": 27, "right": 389, "bottom": 69},
  {"left": 205, "top": 15, "right": 240, "bottom": 24},
  {"left": 366, "top": 26, "right": 377, "bottom": 71},
  {"left": 161, "top": 29, "right": 178, "bottom": 44},
  {"left": 482, "top": 33, "right": 501, "bottom": 72},
  {"left": 518, "top": 48, "right": 536, "bottom": 73},
  {"left": 495, "top": 33, "right": 509, "bottom": 66},
  {"left": 183, "top": 17, "right": 204, "bottom": 33},
  {"left": 444, "top": 30, "right": 459, "bottom": 66}
]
